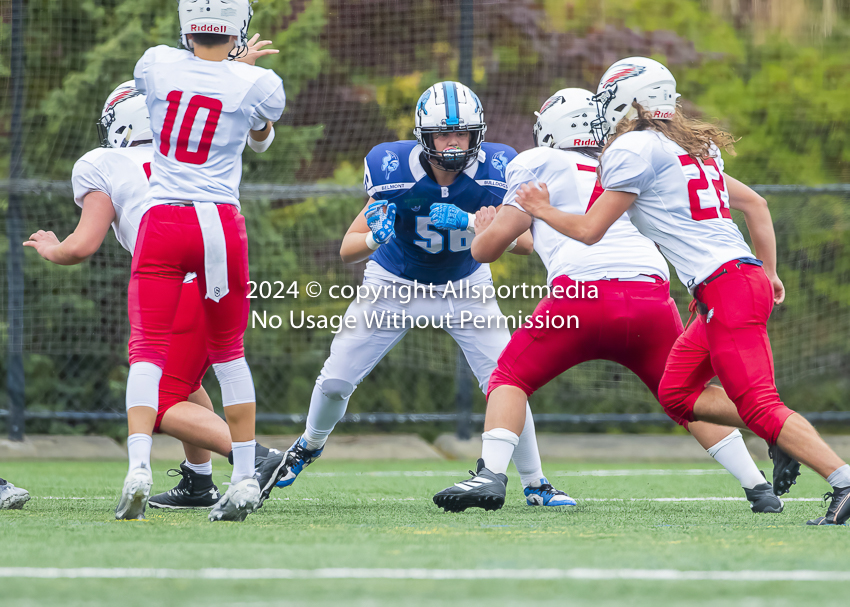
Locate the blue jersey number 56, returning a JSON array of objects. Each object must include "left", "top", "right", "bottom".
[{"left": 414, "top": 216, "right": 472, "bottom": 254}]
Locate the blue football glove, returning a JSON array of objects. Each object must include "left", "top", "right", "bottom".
[
  {"left": 429, "top": 203, "right": 469, "bottom": 231},
  {"left": 364, "top": 201, "right": 397, "bottom": 244}
]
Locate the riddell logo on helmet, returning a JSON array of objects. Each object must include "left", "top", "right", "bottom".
[
  {"left": 191, "top": 24, "right": 227, "bottom": 33},
  {"left": 573, "top": 138, "right": 598, "bottom": 146},
  {"left": 653, "top": 110, "right": 675, "bottom": 119}
]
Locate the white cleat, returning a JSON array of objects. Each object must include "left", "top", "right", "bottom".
[
  {"left": 115, "top": 465, "right": 153, "bottom": 520},
  {"left": 0, "top": 478, "right": 31, "bottom": 510},
  {"left": 209, "top": 477, "right": 261, "bottom": 522}
]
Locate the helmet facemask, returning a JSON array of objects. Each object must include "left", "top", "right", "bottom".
[
  {"left": 418, "top": 125, "right": 485, "bottom": 173},
  {"left": 96, "top": 86, "right": 150, "bottom": 148}
]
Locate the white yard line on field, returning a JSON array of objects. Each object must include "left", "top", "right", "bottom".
[
  {"left": 32, "top": 496, "right": 824, "bottom": 502},
  {"left": 0, "top": 567, "right": 848, "bottom": 582}
]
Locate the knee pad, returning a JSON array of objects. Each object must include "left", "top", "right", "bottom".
[
  {"left": 126, "top": 362, "right": 163, "bottom": 412},
  {"left": 213, "top": 357, "right": 256, "bottom": 407},
  {"left": 739, "top": 401, "right": 794, "bottom": 444},
  {"left": 320, "top": 379, "right": 354, "bottom": 401},
  {"left": 657, "top": 375, "right": 696, "bottom": 428}
]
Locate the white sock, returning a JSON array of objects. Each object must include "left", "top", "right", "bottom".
[
  {"left": 481, "top": 428, "right": 519, "bottom": 476},
  {"left": 512, "top": 402, "right": 545, "bottom": 488},
  {"left": 231, "top": 440, "right": 256, "bottom": 484},
  {"left": 303, "top": 379, "right": 352, "bottom": 450},
  {"left": 127, "top": 433, "right": 152, "bottom": 472},
  {"left": 706, "top": 429, "right": 765, "bottom": 489},
  {"left": 184, "top": 460, "right": 212, "bottom": 476},
  {"left": 827, "top": 464, "right": 850, "bottom": 489}
]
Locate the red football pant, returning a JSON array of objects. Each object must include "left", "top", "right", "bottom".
[
  {"left": 658, "top": 261, "right": 794, "bottom": 444},
  {"left": 129, "top": 203, "right": 250, "bottom": 369},
  {"left": 488, "top": 276, "right": 683, "bottom": 403},
  {"left": 154, "top": 279, "right": 211, "bottom": 433}
]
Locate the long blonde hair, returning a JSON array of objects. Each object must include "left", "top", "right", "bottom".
[{"left": 601, "top": 101, "right": 737, "bottom": 161}]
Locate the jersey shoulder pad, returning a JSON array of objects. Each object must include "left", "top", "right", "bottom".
[
  {"left": 144, "top": 45, "right": 189, "bottom": 66},
  {"left": 607, "top": 130, "right": 657, "bottom": 155},
  {"left": 364, "top": 141, "right": 419, "bottom": 200},
  {"left": 474, "top": 142, "right": 516, "bottom": 191},
  {"left": 227, "top": 61, "right": 281, "bottom": 88}
]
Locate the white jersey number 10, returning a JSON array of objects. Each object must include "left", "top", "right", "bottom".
[{"left": 160, "top": 91, "right": 222, "bottom": 165}]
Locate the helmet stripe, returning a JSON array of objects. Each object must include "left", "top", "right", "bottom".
[{"left": 443, "top": 82, "right": 460, "bottom": 126}]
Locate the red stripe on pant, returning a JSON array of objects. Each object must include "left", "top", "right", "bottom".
[
  {"left": 488, "top": 276, "right": 684, "bottom": 408},
  {"left": 154, "top": 280, "right": 211, "bottom": 433},
  {"left": 128, "top": 203, "right": 249, "bottom": 369},
  {"left": 658, "top": 261, "right": 794, "bottom": 443}
]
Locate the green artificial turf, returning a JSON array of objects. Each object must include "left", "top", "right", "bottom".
[{"left": 1, "top": 459, "right": 847, "bottom": 606}]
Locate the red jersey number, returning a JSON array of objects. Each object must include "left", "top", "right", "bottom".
[
  {"left": 679, "top": 155, "right": 730, "bottom": 221},
  {"left": 159, "top": 91, "right": 222, "bottom": 165}
]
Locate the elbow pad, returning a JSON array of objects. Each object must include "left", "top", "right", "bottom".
[{"left": 247, "top": 126, "right": 275, "bottom": 153}]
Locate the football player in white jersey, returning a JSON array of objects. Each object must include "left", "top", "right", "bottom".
[
  {"left": 434, "top": 89, "right": 780, "bottom": 513},
  {"left": 23, "top": 81, "right": 286, "bottom": 515},
  {"left": 121, "top": 0, "right": 286, "bottom": 521},
  {"left": 275, "top": 81, "right": 574, "bottom": 508},
  {"left": 515, "top": 58, "right": 850, "bottom": 526}
]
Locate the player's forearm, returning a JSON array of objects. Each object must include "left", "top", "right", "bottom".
[
  {"left": 340, "top": 231, "right": 377, "bottom": 264},
  {"left": 537, "top": 206, "right": 599, "bottom": 244},
  {"left": 507, "top": 230, "right": 533, "bottom": 256},
  {"left": 725, "top": 175, "right": 779, "bottom": 277},
  {"left": 43, "top": 235, "right": 98, "bottom": 265},
  {"left": 249, "top": 121, "right": 274, "bottom": 142},
  {"left": 741, "top": 202, "right": 779, "bottom": 277}
]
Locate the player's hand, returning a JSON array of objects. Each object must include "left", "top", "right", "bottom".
[
  {"left": 474, "top": 206, "right": 497, "bottom": 233},
  {"left": 768, "top": 272, "right": 785, "bottom": 304},
  {"left": 429, "top": 203, "right": 469, "bottom": 231},
  {"left": 236, "top": 34, "right": 279, "bottom": 66},
  {"left": 516, "top": 182, "right": 551, "bottom": 218},
  {"left": 365, "top": 201, "right": 397, "bottom": 244},
  {"left": 23, "top": 230, "right": 61, "bottom": 260}
]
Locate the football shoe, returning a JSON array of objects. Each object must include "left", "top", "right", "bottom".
[
  {"left": 433, "top": 459, "right": 507, "bottom": 513},
  {"left": 149, "top": 462, "right": 220, "bottom": 510},
  {"left": 806, "top": 486, "right": 850, "bottom": 526},
  {"left": 768, "top": 443, "right": 801, "bottom": 496},
  {"left": 275, "top": 437, "right": 323, "bottom": 489},
  {"left": 115, "top": 465, "right": 153, "bottom": 520},
  {"left": 209, "top": 477, "right": 261, "bottom": 522},
  {"left": 0, "top": 478, "right": 30, "bottom": 510},
  {"left": 524, "top": 478, "right": 577, "bottom": 507},
  {"left": 254, "top": 446, "right": 287, "bottom": 506},
  {"left": 744, "top": 482, "right": 784, "bottom": 513}
]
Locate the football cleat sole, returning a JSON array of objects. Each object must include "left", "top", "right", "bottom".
[{"left": 433, "top": 493, "right": 504, "bottom": 513}]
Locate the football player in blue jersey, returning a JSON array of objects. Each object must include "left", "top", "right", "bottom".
[{"left": 277, "top": 81, "right": 574, "bottom": 507}]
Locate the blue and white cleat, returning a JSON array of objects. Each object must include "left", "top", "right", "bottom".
[
  {"left": 524, "top": 478, "right": 577, "bottom": 507},
  {"left": 275, "top": 437, "right": 323, "bottom": 488}
]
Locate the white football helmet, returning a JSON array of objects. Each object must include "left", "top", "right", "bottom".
[
  {"left": 178, "top": 0, "right": 253, "bottom": 59},
  {"left": 592, "top": 57, "right": 679, "bottom": 143},
  {"left": 414, "top": 81, "right": 486, "bottom": 172},
  {"left": 97, "top": 81, "right": 152, "bottom": 148},
  {"left": 533, "top": 88, "right": 600, "bottom": 150}
]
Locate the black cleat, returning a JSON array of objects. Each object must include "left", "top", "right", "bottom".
[
  {"left": 745, "top": 482, "right": 784, "bottom": 513},
  {"left": 807, "top": 486, "right": 850, "bottom": 526},
  {"left": 433, "top": 459, "right": 507, "bottom": 513},
  {"left": 254, "top": 445, "right": 287, "bottom": 507},
  {"left": 149, "top": 462, "right": 220, "bottom": 510},
  {"left": 769, "top": 443, "right": 801, "bottom": 496}
]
